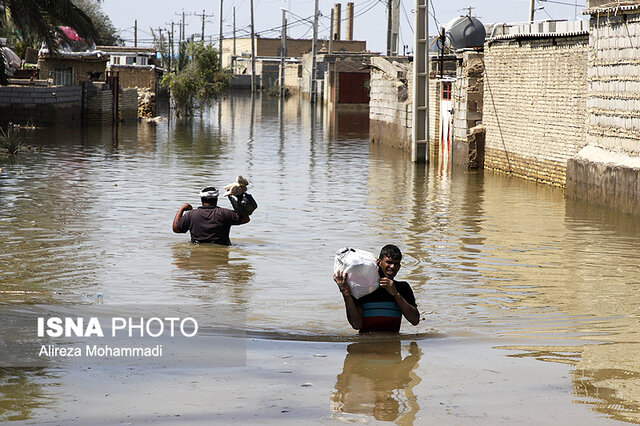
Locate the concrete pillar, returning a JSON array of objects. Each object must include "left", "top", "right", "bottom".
[{"left": 346, "top": 2, "right": 354, "bottom": 41}]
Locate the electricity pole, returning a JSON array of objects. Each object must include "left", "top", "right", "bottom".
[
  {"left": 529, "top": 0, "right": 535, "bottom": 22},
  {"left": 280, "top": 8, "right": 287, "bottom": 98},
  {"left": 310, "top": 0, "right": 319, "bottom": 103},
  {"left": 219, "top": 0, "right": 224, "bottom": 65},
  {"left": 134, "top": 20, "right": 138, "bottom": 47},
  {"left": 194, "top": 10, "right": 214, "bottom": 42},
  {"left": 250, "top": 0, "right": 256, "bottom": 92}
]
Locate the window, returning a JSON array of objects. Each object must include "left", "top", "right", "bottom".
[
  {"left": 442, "top": 81, "right": 452, "bottom": 100},
  {"left": 139, "top": 57, "right": 147, "bottom": 65},
  {"left": 113, "top": 56, "right": 121, "bottom": 65},
  {"left": 126, "top": 56, "right": 136, "bottom": 65},
  {"left": 53, "top": 67, "right": 73, "bottom": 86}
]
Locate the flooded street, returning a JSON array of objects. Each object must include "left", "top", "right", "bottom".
[{"left": 2, "top": 92, "right": 640, "bottom": 424}]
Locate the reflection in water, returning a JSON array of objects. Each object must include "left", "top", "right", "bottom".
[
  {"left": 171, "top": 243, "right": 254, "bottom": 305},
  {"left": 331, "top": 340, "right": 421, "bottom": 424},
  {"left": 0, "top": 368, "right": 57, "bottom": 421},
  {"left": 3, "top": 93, "right": 640, "bottom": 422}
]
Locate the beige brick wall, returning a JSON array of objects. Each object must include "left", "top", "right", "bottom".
[
  {"left": 586, "top": 11, "right": 640, "bottom": 154},
  {"left": 110, "top": 66, "right": 158, "bottom": 91},
  {"left": 483, "top": 35, "right": 589, "bottom": 186}
]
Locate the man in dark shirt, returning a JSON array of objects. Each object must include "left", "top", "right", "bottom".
[
  {"left": 334, "top": 244, "right": 419, "bottom": 333},
  {"left": 172, "top": 187, "right": 250, "bottom": 245}
]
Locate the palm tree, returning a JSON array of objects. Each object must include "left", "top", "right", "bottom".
[{"left": 0, "top": 0, "right": 99, "bottom": 84}]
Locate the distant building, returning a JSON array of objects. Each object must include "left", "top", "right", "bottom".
[{"left": 98, "top": 46, "right": 158, "bottom": 67}]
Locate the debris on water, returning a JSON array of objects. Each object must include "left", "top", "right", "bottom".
[
  {"left": 312, "top": 354, "right": 327, "bottom": 358},
  {"left": 301, "top": 382, "right": 312, "bottom": 387}
]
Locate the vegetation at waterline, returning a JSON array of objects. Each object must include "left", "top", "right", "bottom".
[
  {"left": 265, "top": 82, "right": 290, "bottom": 98},
  {"left": 161, "top": 42, "right": 230, "bottom": 117},
  {"left": 0, "top": 127, "right": 23, "bottom": 155},
  {"left": 0, "top": 0, "right": 101, "bottom": 84}
]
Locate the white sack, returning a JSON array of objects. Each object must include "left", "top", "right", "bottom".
[{"left": 334, "top": 247, "right": 379, "bottom": 299}]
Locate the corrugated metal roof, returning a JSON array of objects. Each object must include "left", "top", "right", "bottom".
[
  {"left": 586, "top": 1, "right": 640, "bottom": 14},
  {"left": 488, "top": 30, "right": 589, "bottom": 42}
]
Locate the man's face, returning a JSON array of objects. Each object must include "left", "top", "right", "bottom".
[{"left": 378, "top": 256, "right": 401, "bottom": 279}]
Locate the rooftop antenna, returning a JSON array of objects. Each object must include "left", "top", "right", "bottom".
[{"left": 459, "top": 6, "right": 475, "bottom": 17}]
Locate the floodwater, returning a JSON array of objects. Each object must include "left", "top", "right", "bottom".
[{"left": 1, "top": 92, "right": 640, "bottom": 424}]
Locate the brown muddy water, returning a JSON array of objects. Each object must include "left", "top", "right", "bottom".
[{"left": 1, "top": 92, "right": 640, "bottom": 424}]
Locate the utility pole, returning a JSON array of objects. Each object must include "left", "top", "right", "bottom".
[
  {"left": 310, "top": 0, "right": 319, "bottom": 103},
  {"left": 232, "top": 6, "right": 236, "bottom": 73},
  {"left": 529, "top": 0, "right": 535, "bottom": 22},
  {"left": 134, "top": 20, "right": 138, "bottom": 47},
  {"left": 250, "top": 0, "right": 256, "bottom": 92},
  {"left": 412, "top": 0, "right": 429, "bottom": 163},
  {"left": 386, "top": 0, "right": 392, "bottom": 56},
  {"left": 170, "top": 22, "right": 175, "bottom": 71},
  {"left": 219, "top": 0, "right": 224, "bottom": 65},
  {"left": 280, "top": 8, "right": 287, "bottom": 98},
  {"left": 194, "top": 10, "right": 214, "bottom": 43}
]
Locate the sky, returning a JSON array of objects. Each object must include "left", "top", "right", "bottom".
[{"left": 101, "top": 0, "right": 588, "bottom": 53}]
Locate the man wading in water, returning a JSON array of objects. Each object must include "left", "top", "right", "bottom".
[
  {"left": 334, "top": 245, "right": 419, "bottom": 333},
  {"left": 172, "top": 187, "right": 250, "bottom": 245}
]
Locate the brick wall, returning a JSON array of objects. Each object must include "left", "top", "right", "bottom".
[
  {"left": 119, "top": 88, "right": 138, "bottom": 121},
  {"left": 110, "top": 66, "right": 158, "bottom": 91},
  {"left": 452, "top": 51, "right": 484, "bottom": 168},
  {"left": 0, "top": 85, "right": 81, "bottom": 126},
  {"left": 586, "top": 11, "right": 640, "bottom": 153},
  {"left": 483, "top": 35, "right": 589, "bottom": 186},
  {"left": 87, "top": 90, "right": 112, "bottom": 123},
  {"left": 566, "top": 8, "right": 640, "bottom": 215}
]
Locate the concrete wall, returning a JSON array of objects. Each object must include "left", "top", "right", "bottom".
[
  {"left": 483, "top": 35, "right": 589, "bottom": 186},
  {"left": 0, "top": 85, "right": 81, "bottom": 126},
  {"left": 369, "top": 56, "right": 442, "bottom": 155},
  {"left": 566, "top": 6, "right": 640, "bottom": 215},
  {"left": 369, "top": 57, "right": 412, "bottom": 150}
]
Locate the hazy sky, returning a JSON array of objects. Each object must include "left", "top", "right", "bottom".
[{"left": 101, "top": 0, "right": 587, "bottom": 53}]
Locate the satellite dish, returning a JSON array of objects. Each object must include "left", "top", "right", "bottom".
[{"left": 444, "top": 16, "right": 486, "bottom": 50}]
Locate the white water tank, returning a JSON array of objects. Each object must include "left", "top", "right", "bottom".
[{"left": 444, "top": 16, "right": 486, "bottom": 50}]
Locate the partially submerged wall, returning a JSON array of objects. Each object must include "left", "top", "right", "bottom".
[
  {"left": 566, "top": 4, "right": 640, "bottom": 214},
  {"left": 369, "top": 57, "right": 412, "bottom": 150},
  {"left": 0, "top": 85, "right": 81, "bottom": 126},
  {"left": 483, "top": 33, "right": 589, "bottom": 186},
  {"left": 369, "top": 57, "right": 441, "bottom": 153},
  {"left": 452, "top": 51, "right": 484, "bottom": 168}
]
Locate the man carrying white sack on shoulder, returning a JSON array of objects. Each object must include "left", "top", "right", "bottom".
[{"left": 334, "top": 244, "right": 420, "bottom": 333}]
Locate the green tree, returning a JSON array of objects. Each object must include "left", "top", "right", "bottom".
[
  {"left": 71, "top": 0, "right": 122, "bottom": 46},
  {"left": 161, "top": 42, "right": 230, "bottom": 117},
  {"left": 0, "top": 0, "right": 98, "bottom": 84}
]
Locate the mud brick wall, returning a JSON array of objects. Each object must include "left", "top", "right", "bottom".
[
  {"left": 87, "top": 90, "right": 112, "bottom": 123},
  {"left": 37, "top": 58, "right": 107, "bottom": 86},
  {"left": 0, "top": 85, "right": 81, "bottom": 126},
  {"left": 586, "top": 11, "right": 640, "bottom": 153},
  {"left": 119, "top": 88, "right": 138, "bottom": 121},
  {"left": 483, "top": 35, "right": 589, "bottom": 186},
  {"left": 565, "top": 8, "right": 640, "bottom": 215},
  {"left": 110, "top": 66, "right": 157, "bottom": 91}
]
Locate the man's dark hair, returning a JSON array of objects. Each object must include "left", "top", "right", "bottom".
[
  {"left": 200, "top": 186, "right": 219, "bottom": 205},
  {"left": 379, "top": 244, "right": 402, "bottom": 261}
]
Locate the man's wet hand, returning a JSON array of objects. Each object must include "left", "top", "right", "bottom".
[
  {"left": 334, "top": 271, "right": 351, "bottom": 297},
  {"left": 181, "top": 203, "right": 193, "bottom": 211},
  {"left": 379, "top": 277, "right": 399, "bottom": 296}
]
